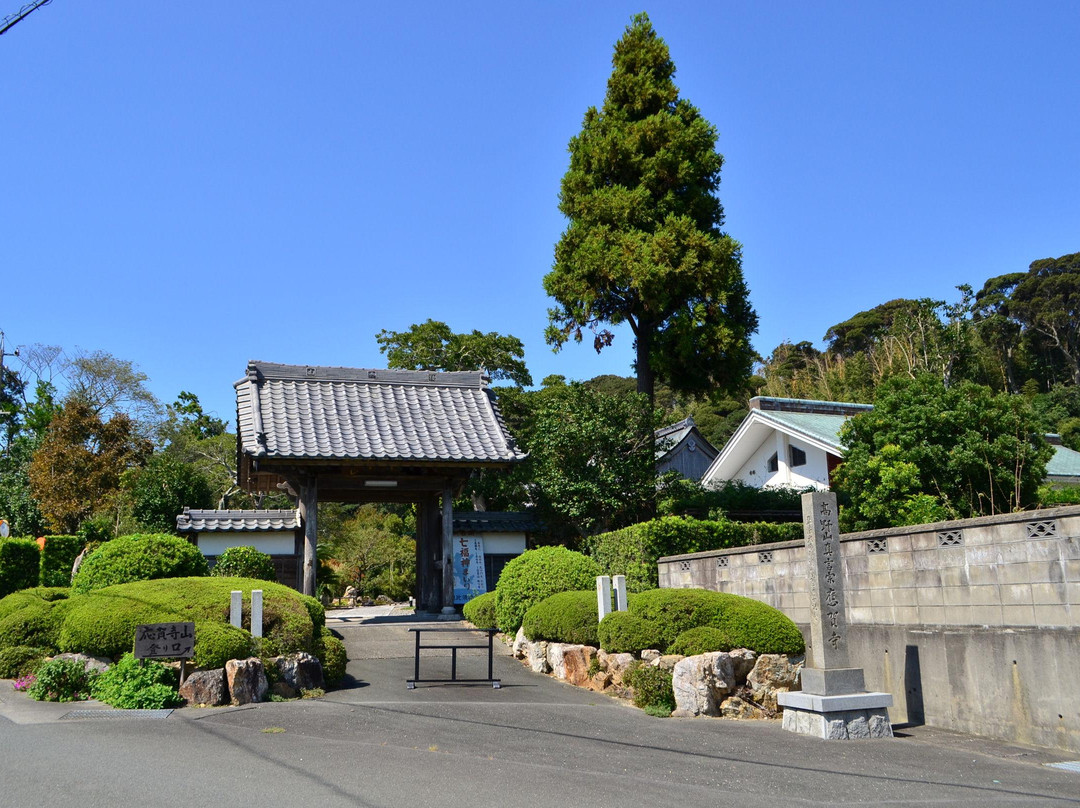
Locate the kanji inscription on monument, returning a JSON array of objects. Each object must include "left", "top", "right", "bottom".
[
  {"left": 802, "top": 491, "right": 849, "bottom": 669},
  {"left": 134, "top": 622, "right": 195, "bottom": 660}
]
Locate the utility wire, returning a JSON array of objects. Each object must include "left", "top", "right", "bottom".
[{"left": 0, "top": 0, "right": 52, "bottom": 37}]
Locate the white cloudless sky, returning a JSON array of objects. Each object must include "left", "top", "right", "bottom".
[{"left": 2, "top": 1, "right": 1077, "bottom": 424}]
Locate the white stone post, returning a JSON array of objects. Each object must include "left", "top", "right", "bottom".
[
  {"left": 230, "top": 590, "right": 243, "bottom": 629},
  {"left": 251, "top": 590, "right": 263, "bottom": 638},
  {"left": 596, "top": 576, "right": 612, "bottom": 622},
  {"left": 612, "top": 575, "right": 628, "bottom": 611}
]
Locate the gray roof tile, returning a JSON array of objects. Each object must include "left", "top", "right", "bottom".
[
  {"left": 176, "top": 508, "right": 301, "bottom": 532},
  {"left": 235, "top": 361, "right": 526, "bottom": 464},
  {"left": 452, "top": 511, "right": 540, "bottom": 533}
]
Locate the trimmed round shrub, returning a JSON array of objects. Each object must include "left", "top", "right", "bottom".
[
  {"left": 521, "top": 590, "right": 599, "bottom": 646},
  {"left": 92, "top": 652, "right": 183, "bottom": 709},
  {"left": 462, "top": 591, "right": 497, "bottom": 630},
  {"left": 71, "top": 533, "right": 209, "bottom": 594},
  {"left": 58, "top": 577, "right": 316, "bottom": 661},
  {"left": 0, "top": 645, "right": 51, "bottom": 678},
  {"left": 624, "top": 662, "right": 675, "bottom": 715},
  {"left": 315, "top": 626, "right": 347, "bottom": 687},
  {"left": 629, "top": 588, "right": 804, "bottom": 655},
  {"left": 0, "top": 587, "right": 69, "bottom": 623},
  {"left": 0, "top": 600, "right": 66, "bottom": 652},
  {"left": 210, "top": 546, "right": 276, "bottom": 582},
  {"left": 193, "top": 621, "right": 257, "bottom": 669},
  {"left": 300, "top": 593, "right": 325, "bottom": 631},
  {"left": 597, "top": 611, "right": 661, "bottom": 654},
  {"left": 494, "top": 547, "right": 602, "bottom": 634},
  {"left": 668, "top": 626, "right": 733, "bottom": 656}
]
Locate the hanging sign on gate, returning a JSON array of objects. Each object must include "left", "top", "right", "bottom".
[{"left": 452, "top": 535, "right": 487, "bottom": 604}]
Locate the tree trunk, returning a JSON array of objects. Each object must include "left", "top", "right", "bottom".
[{"left": 635, "top": 327, "right": 655, "bottom": 408}]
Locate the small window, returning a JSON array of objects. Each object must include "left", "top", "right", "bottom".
[
  {"left": 767, "top": 452, "right": 778, "bottom": 473},
  {"left": 790, "top": 445, "right": 807, "bottom": 467}
]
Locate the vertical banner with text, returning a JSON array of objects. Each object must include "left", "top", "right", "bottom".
[{"left": 452, "top": 535, "right": 487, "bottom": 604}]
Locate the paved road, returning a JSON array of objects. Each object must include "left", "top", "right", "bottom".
[{"left": 1, "top": 612, "right": 1077, "bottom": 807}]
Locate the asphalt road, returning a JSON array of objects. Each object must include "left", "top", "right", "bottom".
[{"left": 1, "top": 614, "right": 1077, "bottom": 808}]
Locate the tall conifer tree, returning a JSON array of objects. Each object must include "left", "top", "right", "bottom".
[{"left": 544, "top": 13, "right": 757, "bottom": 403}]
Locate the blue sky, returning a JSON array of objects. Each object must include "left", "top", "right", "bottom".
[{"left": 2, "top": 2, "right": 1077, "bottom": 426}]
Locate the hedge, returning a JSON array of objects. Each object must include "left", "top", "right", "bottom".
[
  {"left": 39, "top": 535, "right": 85, "bottom": 587},
  {"left": 628, "top": 588, "right": 804, "bottom": 655},
  {"left": 0, "top": 538, "right": 42, "bottom": 598},
  {"left": 315, "top": 626, "right": 347, "bottom": 686},
  {"left": 521, "top": 590, "right": 599, "bottom": 647},
  {"left": 0, "top": 644, "right": 51, "bottom": 678},
  {"left": 210, "top": 546, "right": 276, "bottom": 582},
  {"left": 667, "top": 626, "right": 732, "bottom": 656},
  {"left": 71, "top": 533, "right": 209, "bottom": 594},
  {"left": 494, "top": 547, "right": 602, "bottom": 634},
  {"left": 462, "top": 591, "right": 497, "bottom": 630},
  {"left": 584, "top": 516, "right": 802, "bottom": 591},
  {"left": 597, "top": 611, "right": 659, "bottom": 655}
]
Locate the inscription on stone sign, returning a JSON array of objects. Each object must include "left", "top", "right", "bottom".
[
  {"left": 802, "top": 492, "right": 849, "bottom": 669},
  {"left": 134, "top": 622, "right": 195, "bottom": 660}
]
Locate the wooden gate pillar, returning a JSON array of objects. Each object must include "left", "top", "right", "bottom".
[
  {"left": 441, "top": 483, "right": 455, "bottom": 613},
  {"left": 297, "top": 476, "right": 318, "bottom": 597}
]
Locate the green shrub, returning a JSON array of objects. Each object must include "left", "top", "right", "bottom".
[
  {"left": 585, "top": 516, "right": 802, "bottom": 591},
  {"left": 521, "top": 590, "right": 599, "bottom": 646},
  {"left": 494, "top": 546, "right": 602, "bottom": 634},
  {"left": 211, "top": 546, "right": 276, "bottom": 582},
  {"left": 71, "top": 533, "right": 208, "bottom": 594},
  {"left": 0, "top": 587, "right": 70, "bottom": 623},
  {"left": 629, "top": 588, "right": 804, "bottom": 655},
  {"left": 0, "top": 645, "right": 51, "bottom": 678},
  {"left": 92, "top": 653, "right": 183, "bottom": 709},
  {"left": 38, "top": 535, "right": 85, "bottom": 588},
  {"left": 462, "top": 591, "right": 497, "bottom": 630},
  {"left": 299, "top": 593, "right": 325, "bottom": 631},
  {"left": 315, "top": 626, "right": 347, "bottom": 687},
  {"left": 597, "top": 611, "right": 660, "bottom": 654},
  {"left": 27, "top": 657, "right": 97, "bottom": 702},
  {"left": 0, "top": 538, "right": 42, "bottom": 598},
  {"left": 58, "top": 577, "right": 315, "bottom": 662},
  {"left": 623, "top": 662, "right": 675, "bottom": 715},
  {"left": 668, "top": 625, "right": 733, "bottom": 656},
  {"left": 0, "top": 600, "right": 66, "bottom": 652}
]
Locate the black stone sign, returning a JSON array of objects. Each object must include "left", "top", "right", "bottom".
[{"left": 134, "top": 622, "right": 195, "bottom": 660}]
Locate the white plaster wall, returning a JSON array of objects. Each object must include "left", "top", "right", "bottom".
[
  {"left": 732, "top": 436, "right": 831, "bottom": 490},
  {"left": 197, "top": 531, "right": 297, "bottom": 557},
  {"left": 457, "top": 532, "right": 526, "bottom": 555}
]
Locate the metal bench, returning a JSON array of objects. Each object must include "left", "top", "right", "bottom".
[{"left": 406, "top": 627, "right": 501, "bottom": 689}]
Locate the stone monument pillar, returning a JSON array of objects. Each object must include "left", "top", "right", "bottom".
[{"left": 777, "top": 492, "right": 893, "bottom": 740}]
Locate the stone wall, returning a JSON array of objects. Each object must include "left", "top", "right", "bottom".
[{"left": 657, "top": 505, "right": 1080, "bottom": 752}]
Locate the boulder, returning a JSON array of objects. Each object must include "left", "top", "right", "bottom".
[
  {"left": 49, "top": 653, "right": 111, "bottom": 675},
  {"left": 179, "top": 668, "right": 226, "bottom": 707},
  {"left": 512, "top": 627, "right": 529, "bottom": 659},
  {"left": 641, "top": 649, "right": 661, "bottom": 664},
  {"left": 589, "top": 671, "right": 613, "bottom": 691},
  {"left": 671, "top": 652, "right": 737, "bottom": 717},
  {"left": 728, "top": 648, "right": 758, "bottom": 682},
  {"left": 527, "top": 640, "right": 550, "bottom": 674},
  {"left": 720, "top": 695, "right": 770, "bottom": 720},
  {"left": 747, "top": 654, "right": 802, "bottom": 711},
  {"left": 270, "top": 681, "right": 298, "bottom": 699},
  {"left": 275, "top": 652, "right": 324, "bottom": 691},
  {"left": 548, "top": 644, "right": 595, "bottom": 687},
  {"left": 225, "top": 657, "right": 269, "bottom": 705},
  {"left": 654, "top": 654, "right": 685, "bottom": 672},
  {"left": 604, "top": 652, "right": 636, "bottom": 685}
]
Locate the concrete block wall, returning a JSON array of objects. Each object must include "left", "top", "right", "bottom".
[{"left": 657, "top": 505, "right": 1080, "bottom": 752}]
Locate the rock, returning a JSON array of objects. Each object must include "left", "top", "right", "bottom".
[
  {"left": 225, "top": 658, "right": 269, "bottom": 705},
  {"left": 275, "top": 652, "right": 324, "bottom": 691},
  {"left": 654, "top": 654, "right": 685, "bottom": 672},
  {"left": 361, "top": 598, "right": 375, "bottom": 607},
  {"left": 512, "top": 627, "right": 529, "bottom": 659},
  {"left": 589, "top": 671, "right": 613, "bottom": 691},
  {"left": 527, "top": 641, "right": 550, "bottom": 674},
  {"left": 747, "top": 654, "right": 803, "bottom": 712},
  {"left": 49, "top": 653, "right": 111, "bottom": 674},
  {"left": 671, "top": 652, "right": 737, "bottom": 717},
  {"left": 641, "top": 649, "right": 661, "bottom": 664},
  {"left": 720, "top": 695, "right": 770, "bottom": 720},
  {"left": 270, "top": 681, "right": 298, "bottom": 699},
  {"left": 179, "top": 668, "right": 226, "bottom": 706},
  {"left": 375, "top": 594, "right": 393, "bottom": 605},
  {"left": 728, "top": 648, "right": 758, "bottom": 683},
  {"left": 604, "top": 653, "right": 636, "bottom": 685},
  {"left": 548, "top": 644, "right": 595, "bottom": 687}
]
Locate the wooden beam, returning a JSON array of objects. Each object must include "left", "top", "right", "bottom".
[
  {"left": 441, "top": 483, "right": 455, "bottom": 613},
  {"left": 297, "top": 477, "right": 318, "bottom": 596}
]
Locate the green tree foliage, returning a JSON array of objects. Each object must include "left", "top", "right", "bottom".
[
  {"left": 1008, "top": 252, "right": 1080, "bottom": 385},
  {"left": 27, "top": 400, "right": 151, "bottom": 534},
  {"left": 0, "top": 434, "right": 47, "bottom": 538},
  {"left": 128, "top": 452, "right": 213, "bottom": 532},
  {"left": 376, "top": 319, "right": 532, "bottom": 387},
  {"left": 544, "top": 13, "right": 756, "bottom": 402},
  {"left": 530, "top": 384, "right": 656, "bottom": 537},
  {"left": 65, "top": 350, "right": 162, "bottom": 435},
  {"left": 834, "top": 375, "right": 1053, "bottom": 528},
  {"left": 322, "top": 505, "right": 415, "bottom": 600}
]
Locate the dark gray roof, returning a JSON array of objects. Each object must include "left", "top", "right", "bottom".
[
  {"left": 235, "top": 361, "right": 526, "bottom": 463},
  {"left": 655, "top": 416, "right": 718, "bottom": 460},
  {"left": 176, "top": 508, "right": 301, "bottom": 533},
  {"left": 452, "top": 511, "right": 540, "bottom": 534}
]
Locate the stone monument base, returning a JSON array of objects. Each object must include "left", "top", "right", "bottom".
[{"left": 778, "top": 691, "right": 894, "bottom": 740}]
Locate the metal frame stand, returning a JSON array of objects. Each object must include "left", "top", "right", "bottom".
[{"left": 406, "top": 627, "right": 501, "bottom": 689}]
